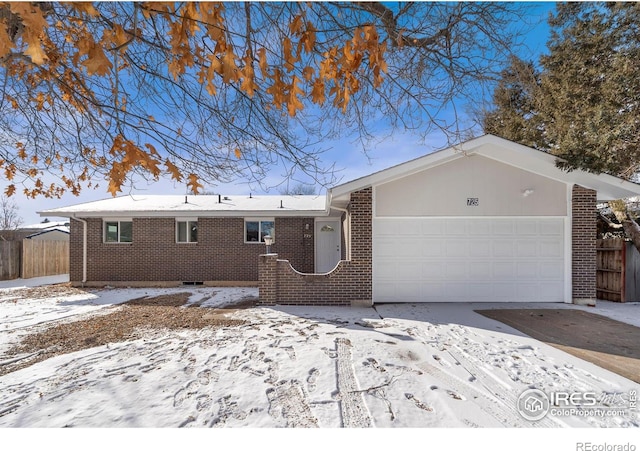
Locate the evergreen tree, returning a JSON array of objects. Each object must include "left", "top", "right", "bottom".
[{"left": 483, "top": 2, "right": 640, "bottom": 247}]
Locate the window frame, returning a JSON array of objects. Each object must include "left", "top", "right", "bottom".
[
  {"left": 244, "top": 218, "right": 275, "bottom": 244},
  {"left": 103, "top": 219, "right": 133, "bottom": 243},
  {"left": 176, "top": 219, "right": 198, "bottom": 243}
]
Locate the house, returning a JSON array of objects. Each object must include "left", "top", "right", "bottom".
[
  {"left": 0, "top": 220, "right": 70, "bottom": 242},
  {"left": 39, "top": 193, "right": 335, "bottom": 286},
  {"left": 25, "top": 226, "right": 70, "bottom": 241},
  {"left": 40, "top": 135, "right": 640, "bottom": 305}
]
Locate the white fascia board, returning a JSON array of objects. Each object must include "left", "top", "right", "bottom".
[
  {"left": 330, "top": 148, "right": 461, "bottom": 200},
  {"left": 39, "top": 209, "right": 329, "bottom": 219}
]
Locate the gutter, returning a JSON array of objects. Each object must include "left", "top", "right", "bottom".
[{"left": 71, "top": 215, "right": 88, "bottom": 285}]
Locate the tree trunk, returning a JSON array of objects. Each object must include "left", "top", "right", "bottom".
[{"left": 610, "top": 200, "right": 640, "bottom": 253}]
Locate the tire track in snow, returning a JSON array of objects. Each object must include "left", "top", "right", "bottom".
[
  {"left": 446, "top": 345, "right": 558, "bottom": 428},
  {"left": 335, "top": 338, "right": 373, "bottom": 428}
]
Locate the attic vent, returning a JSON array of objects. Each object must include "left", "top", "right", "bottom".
[
  {"left": 182, "top": 281, "right": 204, "bottom": 286},
  {"left": 223, "top": 196, "right": 230, "bottom": 201}
]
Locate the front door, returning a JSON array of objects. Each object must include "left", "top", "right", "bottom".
[{"left": 315, "top": 220, "right": 341, "bottom": 273}]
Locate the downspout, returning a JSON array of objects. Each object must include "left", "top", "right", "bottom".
[
  {"left": 330, "top": 205, "right": 350, "bottom": 261},
  {"left": 72, "top": 215, "right": 88, "bottom": 285}
]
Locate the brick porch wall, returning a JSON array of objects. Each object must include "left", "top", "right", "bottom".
[
  {"left": 259, "top": 188, "right": 372, "bottom": 306},
  {"left": 69, "top": 216, "right": 314, "bottom": 283},
  {"left": 572, "top": 184, "right": 597, "bottom": 300}
]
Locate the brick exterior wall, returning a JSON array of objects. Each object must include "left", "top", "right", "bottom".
[
  {"left": 259, "top": 188, "right": 373, "bottom": 306},
  {"left": 69, "top": 216, "right": 314, "bottom": 284},
  {"left": 572, "top": 184, "right": 597, "bottom": 301}
]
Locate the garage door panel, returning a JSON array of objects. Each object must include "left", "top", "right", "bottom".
[
  {"left": 516, "top": 241, "right": 538, "bottom": 257},
  {"left": 373, "top": 217, "right": 565, "bottom": 303},
  {"left": 492, "top": 241, "right": 515, "bottom": 257},
  {"left": 516, "top": 262, "right": 539, "bottom": 278},
  {"left": 376, "top": 219, "right": 423, "bottom": 237},
  {"left": 516, "top": 221, "right": 538, "bottom": 235},
  {"left": 376, "top": 239, "right": 421, "bottom": 257},
  {"left": 445, "top": 261, "right": 468, "bottom": 278},
  {"left": 468, "top": 219, "right": 493, "bottom": 236},
  {"left": 469, "top": 241, "right": 491, "bottom": 257},
  {"left": 446, "top": 219, "right": 467, "bottom": 235},
  {"left": 540, "top": 240, "right": 563, "bottom": 257},
  {"left": 493, "top": 283, "right": 519, "bottom": 300},
  {"left": 493, "top": 222, "right": 515, "bottom": 235},
  {"left": 540, "top": 261, "right": 564, "bottom": 278},
  {"left": 421, "top": 220, "right": 445, "bottom": 235},
  {"left": 445, "top": 241, "right": 468, "bottom": 257},
  {"left": 468, "top": 264, "right": 491, "bottom": 278},
  {"left": 539, "top": 219, "right": 563, "bottom": 235},
  {"left": 421, "top": 240, "right": 444, "bottom": 256},
  {"left": 493, "top": 262, "right": 516, "bottom": 278},
  {"left": 373, "top": 260, "right": 396, "bottom": 280},
  {"left": 422, "top": 262, "right": 444, "bottom": 278}
]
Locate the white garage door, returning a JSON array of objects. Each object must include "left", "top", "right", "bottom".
[{"left": 373, "top": 217, "right": 566, "bottom": 303}]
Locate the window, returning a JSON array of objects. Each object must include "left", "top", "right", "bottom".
[
  {"left": 177, "top": 220, "right": 198, "bottom": 243},
  {"left": 104, "top": 220, "right": 133, "bottom": 243},
  {"left": 245, "top": 219, "right": 274, "bottom": 243}
]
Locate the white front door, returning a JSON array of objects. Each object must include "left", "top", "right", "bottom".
[{"left": 315, "top": 220, "right": 341, "bottom": 273}]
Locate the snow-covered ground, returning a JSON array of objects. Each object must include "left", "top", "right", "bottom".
[
  {"left": 1, "top": 281, "right": 639, "bottom": 448},
  {"left": 0, "top": 274, "right": 69, "bottom": 289}
]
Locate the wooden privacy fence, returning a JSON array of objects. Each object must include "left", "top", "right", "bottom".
[
  {"left": 596, "top": 238, "right": 640, "bottom": 302},
  {"left": 0, "top": 241, "right": 21, "bottom": 279},
  {"left": 0, "top": 240, "right": 69, "bottom": 280},
  {"left": 21, "top": 240, "right": 69, "bottom": 279}
]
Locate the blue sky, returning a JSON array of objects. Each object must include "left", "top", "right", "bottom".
[{"left": 11, "top": 2, "right": 557, "bottom": 226}]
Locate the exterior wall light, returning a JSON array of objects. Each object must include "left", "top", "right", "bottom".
[{"left": 264, "top": 235, "right": 274, "bottom": 253}]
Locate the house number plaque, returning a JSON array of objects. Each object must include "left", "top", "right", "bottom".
[{"left": 467, "top": 198, "right": 479, "bottom": 206}]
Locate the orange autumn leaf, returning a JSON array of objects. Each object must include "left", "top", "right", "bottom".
[
  {"left": 310, "top": 78, "right": 325, "bottom": 105},
  {"left": 257, "top": 47, "right": 268, "bottom": 77},
  {"left": 164, "top": 159, "right": 182, "bottom": 182},
  {"left": 283, "top": 36, "right": 296, "bottom": 72},
  {"left": 289, "top": 14, "right": 304, "bottom": 34},
  {"left": 82, "top": 43, "right": 113, "bottom": 75},
  {"left": 240, "top": 51, "right": 258, "bottom": 97},
  {"left": 220, "top": 48, "right": 238, "bottom": 83},
  {"left": 287, "top": 75, "right": 304, "bottom": 117},
  {"left": 266, "top": 68, "right": 286, "bottom": 110},
  {"left": 0, "top": 22, "right": 14, "bottom": 59},
  {"left": 71, "top": 2, "right": 101, "bottom": 17},
  {"left": 10, "top": 3, "right": 49, "bottom": 65},
  {"left": 187, "top": 173, "right": 204, "bottom": 194}
]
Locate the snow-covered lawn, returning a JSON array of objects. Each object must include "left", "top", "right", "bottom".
[{"left": 1, "top": 280, "right": 639, "bottom": 445}]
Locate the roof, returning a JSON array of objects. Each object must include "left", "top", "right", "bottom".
[
  {"left": 21, "top": 220, "right": 70, "bottom": 230},
  {"left": 25, "top": 228, "right": 70, "bottom": 239},
  {"left": 329, "top": 134, "right": 640, "bottom": 207},
  {"left": 39, "top": 135, "right": 640, "bottom": 218},
  {"left": 38, "top": 194, "right": 329, "bottom": 218}
]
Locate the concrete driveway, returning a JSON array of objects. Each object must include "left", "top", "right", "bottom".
[{"left": 476, "top": 307, "right": 640, "bottom": 383}]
